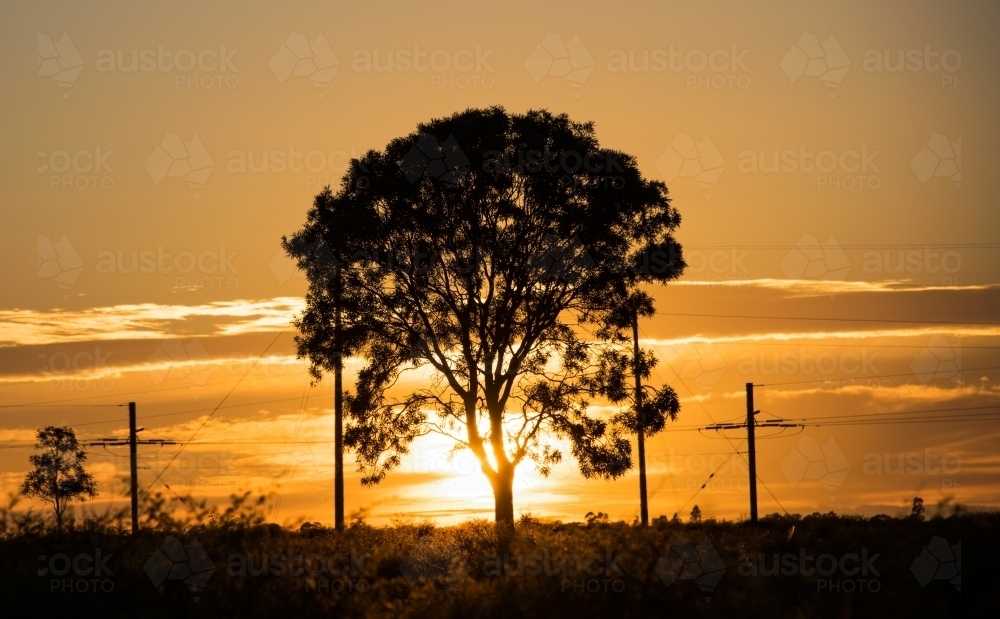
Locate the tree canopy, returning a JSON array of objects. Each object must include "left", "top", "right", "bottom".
[
  {"left": 21, "top": 426, "right": 97, "bottom": 530},
  {"left": 285, "top": 107, "right": 685, "bottom": 524}
]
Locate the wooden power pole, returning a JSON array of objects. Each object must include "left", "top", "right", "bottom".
[
  {"left": 129, "top": 401, "right": 139, "bottom": 534},
  {"left": 746, "top": 383, "right": 758, "bottom": 523},
  {"left": 705, "top": 385, "right": 795, "bottom": 525},
  {"left": 632, "top": 312, "right": 649, "bottom": 526},
  {"left": 87, "top": 401, "right": 175, "bottom": 535},
  {"left": 333, "top": 268, "right": 345, "bottom": 531}
]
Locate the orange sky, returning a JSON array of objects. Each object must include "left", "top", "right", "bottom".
[{"left": 1, "top": 0, "right": 998, "bottom": 526}]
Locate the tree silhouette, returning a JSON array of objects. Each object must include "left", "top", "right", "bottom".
[
  {"left": 588, "top": 291, "right": 682, "bottom": 526},
  {"left": 283, "top": 188, "right": 379, "bottom": 530},
  {"left": 20, "top": 426, "right": 97, "bottom": 530},
  {"left": 690, "top": 505, "right": 702, "bottom": 523},
  {"left": 287, "top": 107, "right": 684, "bottom": 526}
]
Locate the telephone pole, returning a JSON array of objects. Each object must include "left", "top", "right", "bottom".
[
  {"left": 705, "top": 384, "right": 795, "bottom": 525},
  {"left": 333, "top": 267, "right": 345, "bottom": 531},
  {"left": 129, "top": 401, "right": 139, "bottom": 534},
  {"left": 87, "top": 401, "right": 175, "bottom": 535},
  {"left": 746, "top": 383, "right": 757, "bottom": 523},
  {"left": 632, "top": 311, "right": 648, "bottom": 526}
]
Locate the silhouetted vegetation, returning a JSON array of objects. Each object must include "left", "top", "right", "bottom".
[
  {"left": 20, "top": 426, "right": 97, "bottom": 531},
  {"left": 1, "top": 491, "right": 994, "bottom": 619},
  {"left": 283, "top": 107, "right": 686, "bottom": 526}
]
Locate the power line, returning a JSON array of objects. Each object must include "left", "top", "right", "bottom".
[
  {"left": 797, "top": 416, "right": 1000, "bottom": 428},
  {"left": 755, "top": 364, "right": 1000, "bottom": 387},
  {"left": 68, "top": 391, "right": 334, "bottom": 429},
  {"left": 658, "top": 312, "right": 1000, "bottom": 326},
  {"left": 783, "top": 404, "right": 1000, "bottom": 423},
  {"left": 673, "top": 439, "right": 747, "bottom": 517},
  {"left": 0, "top": 367, "right": 311, "bottom": 409},
  {"left": 0, "top": 403, "right": 123, "bottom": 408},
  {"left": 143, "top": 331, "right": 286, "bottom": 494}
]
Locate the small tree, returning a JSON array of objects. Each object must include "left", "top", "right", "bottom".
[
  {"left": 910, "top": 496, "right": 925, "bottom": 522},
  {"left": 690, "top": 505, "right": 702, "bottom": 523},
  {"left": 21, "top": 426, "right": 97, "bottom": 530}
]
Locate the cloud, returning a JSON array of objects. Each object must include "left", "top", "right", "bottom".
[
  {"left": 0, "top": 298, "right": 304, "bottom": 347},
  {"left": 641, "top": 325, "right": 1000, "bottom": 348},
  {"left": 672, "top": 278, "right": 1000, "bottom": 296}
]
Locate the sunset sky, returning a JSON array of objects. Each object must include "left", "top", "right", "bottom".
[{"left": 2, "top": 0, "right": 998, "bottom": 526}]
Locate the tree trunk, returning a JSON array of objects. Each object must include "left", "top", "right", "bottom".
[
  {"left": 493, "top": 466, "right": 515, "bottom": 525},
  {"left": 492, "top": 465, "right": 515, "bottom": 552},
  {"left": 334, "top": 268, "right": 345, "bottom": 531},
  {"left": 633, "top": 312, "right": 649, "bottom": 526}
]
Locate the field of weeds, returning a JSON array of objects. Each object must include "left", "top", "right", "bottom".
[{"left": 0, "top": 494, "right": 994, "bottom": 618}]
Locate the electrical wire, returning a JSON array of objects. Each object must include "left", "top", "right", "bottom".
[{"left": 142, "top": 331, "right": 286, "bottom": 494}]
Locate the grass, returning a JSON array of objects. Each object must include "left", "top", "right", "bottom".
[{"left": 0, "top": 493, "right": 995, "bottom": 618}]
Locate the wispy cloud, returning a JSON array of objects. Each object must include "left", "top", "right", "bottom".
[
  {"left": 757, "top": 382, "right": 1000, "bottom": 403},
  {"left": 673, "top": 278, "right": 1000, "bottom": 296},
  {"left": 642, "top": 325, "right": 1000, "bottom": 348},
  {"left": 0, "top": 298, "right": 304, "bottom": 347}
]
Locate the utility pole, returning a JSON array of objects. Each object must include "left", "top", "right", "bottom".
[
  {"left": 746, "top": 383, "right": 757, "bottom": 524},
  {"left": 333, "top": 267, "right": 345, "bottom": 531},
  {"left": 705, "top": 385, "right": 795, "bottom": 525},
  {"left": 632, "top": 311, "right": 648, "bottom": 526},
  {"left": 87, "top": 402, "right": 175, "bottom": 535},
  {"left": 129, "top": 401, "right": 138, "bottom": 534}
]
